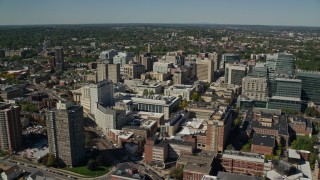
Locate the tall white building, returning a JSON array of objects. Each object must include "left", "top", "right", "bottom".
[
  {"left": 153, "top": 62, "right": 174, "bottom": 73},
  {"left": 95, "top": 104, "right": 127, "bottom": 133},
  {"left": 89, "top": 80, "right": 114, "bottom": 116}
]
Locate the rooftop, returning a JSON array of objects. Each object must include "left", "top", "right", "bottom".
[
  {"left": 270, "top": 96, "right": 301, "bottom": 102},
  {"left": 217, "top": 171, "right": 262, "bottom": 180},
  {"left": 252, "top": 133, "right": 275, "bottom": 147},
  {"left": 179, "top": 151, "right": 215, "bottom": 174},
  {"left": 222, "top": 150, "right": 265, "bottom": 163}
]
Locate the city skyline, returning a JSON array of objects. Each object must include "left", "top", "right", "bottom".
[{"left": 0, "top": 0, "right": 320, "bottom": 27}]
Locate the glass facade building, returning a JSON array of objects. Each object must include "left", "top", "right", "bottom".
[{"left": 296, "top": 70, "right": 320, "bottom": 104}]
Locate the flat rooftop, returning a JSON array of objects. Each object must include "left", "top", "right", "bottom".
[
  {"left": 270, "top": 96, "right": 301, "bottom": 101},
  {"left": 179, "top": 151, "right": 215, "bottom": 174},
  {"left": 222, "top": 150, "right": 265, "bottom": 163},
  {"left": 252, "top": 133, "right": 275, "bottom": 147}
]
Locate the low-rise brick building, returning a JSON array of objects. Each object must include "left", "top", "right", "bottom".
[
  {"left": 251, "top": 133, "right": 275, "bottom": 155},
  {"left": 221, "top": 150, "right": 265, "bottom": 176}
]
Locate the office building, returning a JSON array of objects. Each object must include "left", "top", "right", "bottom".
[
  {"left": 95, "top": 104, "right": 127, "bottom": 133},
  {"left": 196, "top": 59, "right": 214, "bottom": 83},
  {"left": 123, "top": 63, "right": 145, "bottom": 79},
  {"left": 242, "top": 76, "right": 268, "bottom": 101},
  {"left": 113, "top": 52, "right": 134, "bottom": 67},
  {"left": 89, "top": 80, "right": 114, "bottom": 116},
  {"left": 296, "top": 70, "right": 320, "bottom": 104},
  {"left": 97, "top": 63, "right": 120, "bottom": 83},
  {"left": 221, "top": 54, "right": 240, "bottom": 69},
  {"left": 266, "top": 53, "right": 294, "bottom": 78},
  {"left": 164, "top": 85, "right": 196, "bottom": 101},
  {"left": 274, "top": 78, "right": 302, "bottom": 98},
  {"left": 208, "top": 52, "right": 221, "bottom": 71},
  {"left": 131, "top": 95, "right": 180, "bottom": 119},
  {"left": 129, "top": 82, "right": 162, "bottom": 96},
  {"left": 0, "top": 103, "right": 22, "bottom": 152},
  {"left": 172, "top": 71, "right": 187, "bottom": 84},
  {"left": 153, "top": 62, "right": 174, "bottom": 73},
  {"left": 108, "top": 64, "right": 120, "bottom": 83},
  {"left": 99, "top": 49, "right": 118, "bottom": 60},
  {"left": 97, "top": 62, "right": 108, "bottom": 82},
  {"left": 54, "top": 46, "right": 64, "bottom": 70},
  {"left": 224, "top": 63, "right": 247, "bottom": 86},
  {"left": 138, "top": 53, "right": 157, "bottom": 72},
  {"left": 268, "top": 96, "right": 301, "bottom": 111},
  {"left": 46, "top": 101, "right": 85, "bottom": 167}
]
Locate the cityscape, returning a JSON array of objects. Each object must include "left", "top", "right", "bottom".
[{"left": 0, "top": 1, "right": 320, "bottom": 180}]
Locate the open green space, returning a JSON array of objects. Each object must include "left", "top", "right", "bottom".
[{"left": 64, "top": 165, "right": 111, "bottom": 177}]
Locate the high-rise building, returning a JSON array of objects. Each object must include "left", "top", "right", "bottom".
[
  {"left": 97, "top": 62, "right": 108, "bottom": 82},
  {"left": 0, "top": 103, "right": 22, "bottom": 152},
  {"left": 113, "top": 52, "right": 134, "bottom": 67},
  {"left": 54, "top": 46, "right": 64, "bottom": 70},
  {"left": 108, "top": 64, "right": 120, "bottom": 83},
  {"left": 208, "top": 52, "right": 221, "bottom": 71},
  {"left": 153, "top": 62, "right": 174, "bottom": 73},
  {"left": 296, "top": 70, "right": 320, "bottom": 104},
  {"left": 274, "top": 78, "right": 302, "bottom": 98},
  {"left": 138, "top": 53, "right": 157, "bottom": 72},
  {"left": 123, "top": 63, "right": 145, "bottom": 79},
  {"left": 89, "top": 80, "right": 114, "bottom": 116},
  {"left": 242, "top": 76, "right": 268, "bottom": 101},
  {"left": 97, "top": 63, "right": 120, "bottom": 83},
  {"left": 206, "top": 107, "right": 232, "bottom": 152},
  {"left": 46, "top": 101, "right": 85, "bottom": 167},
  {"left": 95, "top": 104, "right": 127, "bottom": 133},
  {"left": 99, "top": 49, "right": 118, "bottom": 60},
  {"left": 221, "top": 54, "right": 240, "bottom": 69},
  {"left": 196, "top": 59, "right": 214, "bottom": 83},
  {"left": 266, "top": 53, "right": 294, "bottom": 78},
  {"left": 224, "top": 63, "right": 247, "bottom": 86}
]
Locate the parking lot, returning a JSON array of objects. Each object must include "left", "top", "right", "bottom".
[{"left": 19, "top": 139, "right": 48, "bottom": 161}]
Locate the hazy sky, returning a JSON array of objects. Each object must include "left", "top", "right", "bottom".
[{"left": 0, "top": 0, "right": 319, "bottom": 26}]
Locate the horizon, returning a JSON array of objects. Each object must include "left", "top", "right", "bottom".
[{"left": 0, "top": 0, "right": 320, "bottom": 27}]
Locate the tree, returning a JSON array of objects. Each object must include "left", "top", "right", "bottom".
[
  {"left": 143, "top": 89, "right": 149, "bottom": 96},
  {"left": 190, "top": 92, "right": 201, "bottom": 101},
  {"left": 170, "top": 167, "right": 183, "bottom": 180},
  {"left": 241, "top": 140, "right": 252, "bottom": 152},
  {"left": 85, "top": 132, "right": 94, "bottom": 147},
  {"left": 87, "top": 159, "right": 98, "bottom": 171},
  {"left": 46, "top": 153, "right": 56, "bottom": 167},
  {"left": 305, "top": 107, "right": 320, "bottom": 117},
  {"left": 149, "top": 90, "right": 155, "bottom": 95},
  {"left": 22, "top": 102, "right": 39, "bottom": 113},
  {"left": 179, "top": 100, "right": 189, "bottom": 110},
  {"left": 233, "top": 117, "right": 242, "bottom": 127}
]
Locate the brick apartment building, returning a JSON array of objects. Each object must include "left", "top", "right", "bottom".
[
  {"left": 221, "top": 150, "right": 265, "bottom": 176},
  {"left": 288, "top": 116, "right": 313, "bottom": 136},
  {"left": 176, "top": 151, "right": 215, "bottom": 180}
]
